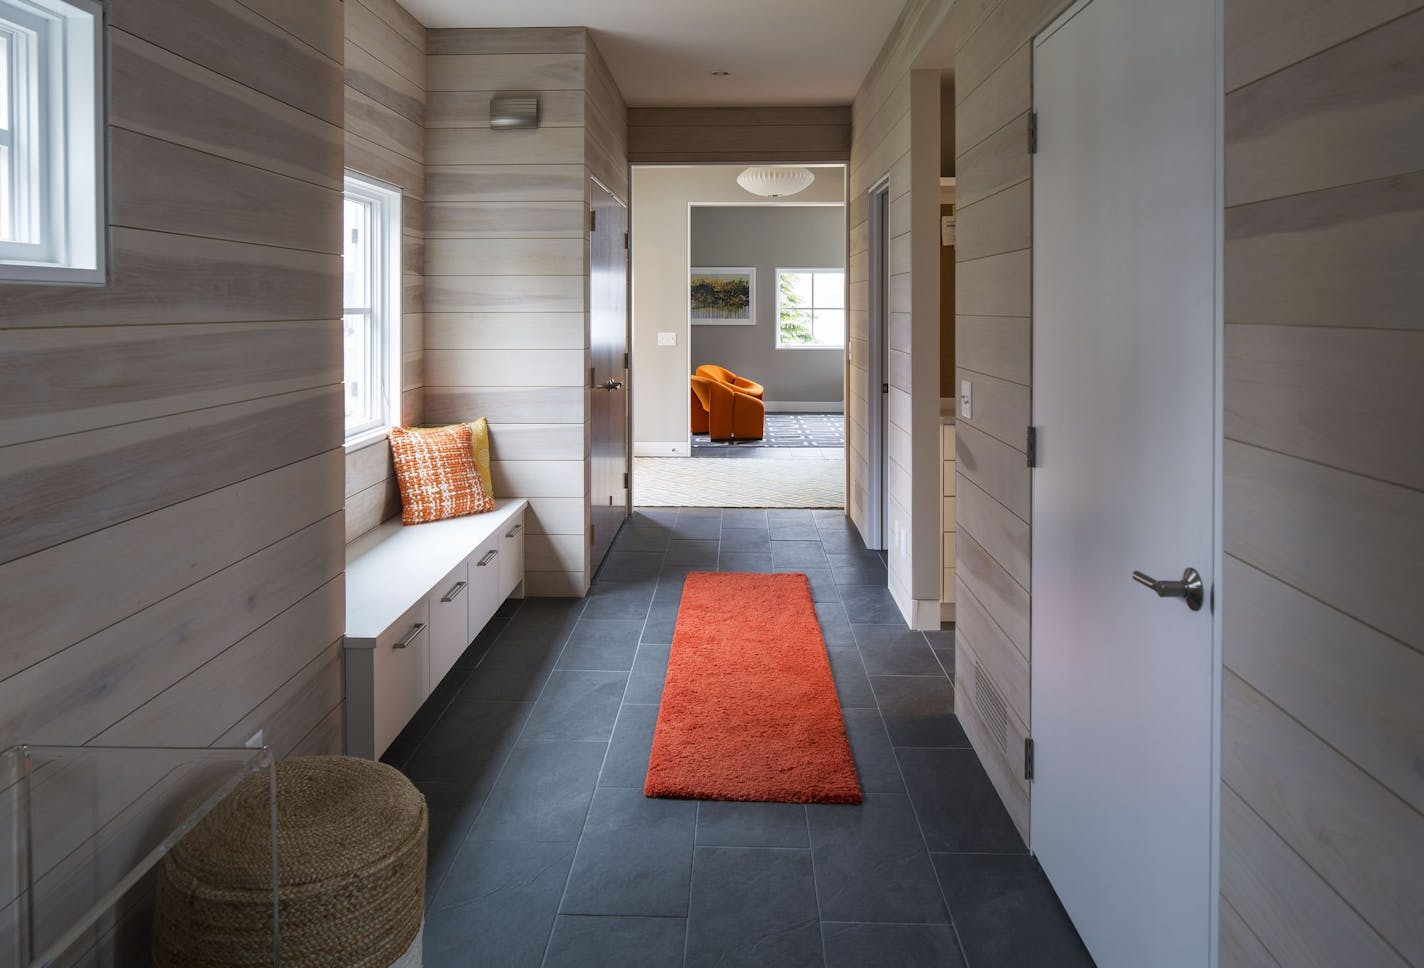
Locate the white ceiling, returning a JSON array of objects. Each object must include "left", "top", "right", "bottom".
[{"left": 402, "top": 0, "right": 908, "bottom": 107}]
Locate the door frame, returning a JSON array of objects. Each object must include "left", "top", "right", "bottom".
[
  {"left": 864, "top": 177, "right": 891, "bottom": 551},
  {"left": 1027, "top": 0, "right": 1225, "bottom": 961},
  {"left": 589, "top": 174, "right": 631, "bottom": 563}
]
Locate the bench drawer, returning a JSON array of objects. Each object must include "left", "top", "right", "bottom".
[
  {"left": 371, "top": 599, "right": 430, "bottom": 758},
  {"left": 428, "top": 561, "right": 471, "bottom": 689},
  {"left": 499, "top": 511, "right": 525, "bottom": 600},
  {"left": 467, "top": 532, "right": 500, "bottom": 635}
]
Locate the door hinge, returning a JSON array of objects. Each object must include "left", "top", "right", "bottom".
[
  {"left": 590, "top": 366, "right": 596, "bottom": 389},
  {"left": 1026, "top": 426, "right": 1038, "bottom": 468},
  {"left": 1027, "top": 111, "right": 1038, "bottom": 154},
  {"left": 623, "top": 231, "right": 629, "bottom": 250},
  {"left": 623, "top": 471, "right": 629, "bottom": 489},
  {"left": 624, "top": 352, "right": 629, "bottom": 370},
  {"left": 1024, "top": 737, "right": 1035, "bottom": 780},
  {"left": 589, "top": 210, "right": 597, "bottom": 233},
  {"left": 882, "top": 382, "right": 889, "bottom": 394}
]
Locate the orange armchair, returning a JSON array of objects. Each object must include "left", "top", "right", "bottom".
[
  {"left": 695, "top": 364, "right": 764, "bottom": 400},
  {"left": 691, "top": 375, "right": 765, "bottom": 441}
]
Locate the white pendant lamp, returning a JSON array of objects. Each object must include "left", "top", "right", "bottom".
[{"left": 736, "top": 166, "right": 816, "bottom": 198}]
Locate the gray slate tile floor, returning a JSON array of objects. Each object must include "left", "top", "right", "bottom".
[{"left": 385, "top": 508, "right": 1093, "bottom": 967}]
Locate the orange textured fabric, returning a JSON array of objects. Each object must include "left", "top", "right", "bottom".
[
  {"left": 645, "top": 572, "right": 863, "bottom": 803},
  {"left": 696, "top": 364, "right": 765, "bottom": 399},
  {"left": 389, "top": 424, "right": 493, "bottom": 525}
]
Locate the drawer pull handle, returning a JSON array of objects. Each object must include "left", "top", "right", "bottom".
[
  {"left": 395, "top": 623, "right": 426, "bottom": 650},
  {"left": 478, "top": 550, "right": 499, "bottom": 566},
  {"left": 505, "top": 523, "right": 523, "bottom": 538},
  {"left": 440, "top": 581, "right": 468, "bottom": 603}
]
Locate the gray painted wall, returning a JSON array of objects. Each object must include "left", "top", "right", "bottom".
[{"left": 689, "top": 205, "right": 845, "bottom": 406}]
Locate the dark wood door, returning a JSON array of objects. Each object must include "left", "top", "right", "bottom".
[{"left": 589, "top": 179, "right": 629, "bottom": 572}]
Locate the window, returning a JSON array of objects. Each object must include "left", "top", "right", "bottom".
[
  {"left": 776, "top": 268, "right": 846, "bottom": 348},
  {"left": 0, "top": 0, "right": 103, "bottom": 284},
  {"left": 343, "top": 173, "right": 402, "bottom": 444}
]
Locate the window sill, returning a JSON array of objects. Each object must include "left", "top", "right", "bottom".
[
  {"left": 774, "top": 343, "right": 844, "bottom": 350},
  {"left": 344, "top": 427, "right": 392, "bottom": 454}
]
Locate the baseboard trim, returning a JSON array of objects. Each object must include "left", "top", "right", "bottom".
[
  {"left": 634, "top": 441, "right": 691, "bottom": 457},
  {"left": 910, "top": 598, "right": 943, "bottom": 631},
  {"left": 939, "top": 601, "right": 957, "bottom": 624},
  {"left": 764, "top": 401, "right": 845, "bottom": 413}
]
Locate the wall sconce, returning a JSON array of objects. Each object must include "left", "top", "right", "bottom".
[{"left": 490, "top": 94, "right": 539, "bottom": 130}]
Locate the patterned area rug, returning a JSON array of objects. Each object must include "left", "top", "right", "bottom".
[
  {"left": 692, "top": 412, "right": 845, "bottom": 450},
  {"left": 634, "top": 455, "right": 845, "bottom": 508}
]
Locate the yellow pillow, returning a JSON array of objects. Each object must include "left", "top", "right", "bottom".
[{"left": 468, "top": 417, "right": 494, "bottom": 499}]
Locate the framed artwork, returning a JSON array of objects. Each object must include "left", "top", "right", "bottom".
[{"left": 690, "top": 267, "right": 755, "bottom": 325}]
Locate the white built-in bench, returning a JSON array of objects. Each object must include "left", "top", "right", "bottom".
[{"left": 343, "top": 498, "right": 528, "bottom": 758}]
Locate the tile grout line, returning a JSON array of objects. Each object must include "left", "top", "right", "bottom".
[
  {"left": 543, "top": 518, "right": 667, "bottom": 963},
  {"left": 431, "top": 587, "right": 596, "bottom": 935},
  {"left": 850, "top": 607, "right": 976, "bottom": 967}
]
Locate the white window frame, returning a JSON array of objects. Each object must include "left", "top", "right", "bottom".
[
  {"left": 0, "top": 0, "right": 105, "bottom": 285},
  {"left": 342, "top": 172, "right": 402, "bottom": 448},
  {"left": 774, "top": 266, "right": 846, "bottom": 350}
]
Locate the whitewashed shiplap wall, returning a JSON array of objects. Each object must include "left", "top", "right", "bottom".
[
  {"left": 343, "top": 0, "right": 429, "bottom": 543},
  {"left": 0, "top": 0, "right": 347, "bottom": 758},
  {"left": 423, "top": 27, "right": 628, "bottom": 596}
]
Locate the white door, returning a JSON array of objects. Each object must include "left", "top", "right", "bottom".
[{"left": 1030, "top": 0, "right": 1220, "bottom": 965}]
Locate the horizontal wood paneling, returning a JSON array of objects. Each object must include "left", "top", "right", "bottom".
[
  {"left": 1225, "top": 323, "right": 1424, "bottom": 490},
  {"left": 1224, "top": 171, "right": 1424, "bottom": 330},
  {"left": 427, "top": 26, "right": 585, "bottom": 56},
  {"left": 425, "top": 312, "right": 585, "bottom": 349},
  {"left": 343, "top": 0, "right": 427, "bottom": 542},
  {"left": 1223, "top": 557, "right": 1423, "bottom": 811},
  {"left": 1222, "top": 8, "right": 1424, "bottom": 963},
  {"left": 1223, "top": 439, "right": 1424, "bottom": 651},
  {"left": 628, "top": 106, "right": 851, "bottom": 163},
  {"left": 0, "top": 0, "right": 345, "bottom": 777}
]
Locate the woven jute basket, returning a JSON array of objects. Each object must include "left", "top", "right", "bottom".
[{"left": 152, "top": 756, "right": 428, "bottom": 968}]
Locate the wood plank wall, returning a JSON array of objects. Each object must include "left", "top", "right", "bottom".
[
  {"left": 423, "top": 28, "right": 628, "bottom": 596},
  {"left": 627, "top": 107, "right": 851, "bottom": 164},
  {"left": 343, "top": 0, "right": 428, "bottom": 542},
  {"left": 1219, "top": 3, "right": 1424, "bottom": 964},
  {"left": 0, "top": 0, "right": 346, "bottom": 759},
  {"left": 846, "top": 0, "right": 954, "bottom": 634},
  {"left": 949, "top": 0, "right": 1075, "bottom": 843}
]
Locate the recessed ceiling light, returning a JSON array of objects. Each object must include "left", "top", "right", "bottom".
[{"left": 711, "top": 70, "right": 731, "bottom": 77}]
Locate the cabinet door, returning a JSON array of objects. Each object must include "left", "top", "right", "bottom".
[
  {"left": 499, "top": 511, "right": 525, "bottom": 600},
  {"left": 372, "top": 599, "right": 430, "bottom": 758},
  {"left": 428, "top": 561, "right": 470, "bottom": 689},
  {"left": 467, "top": 532, "right": 500, "bottom": 638}
]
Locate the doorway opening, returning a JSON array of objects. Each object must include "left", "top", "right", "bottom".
[{"left": 628, "top": 164, "right": 849, "bottom": 510}]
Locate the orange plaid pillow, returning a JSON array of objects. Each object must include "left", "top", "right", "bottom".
[{"left": 389, "top": 424, "right": 494, "bottom": 525}]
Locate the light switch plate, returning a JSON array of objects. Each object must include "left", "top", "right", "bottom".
[
  {"left": 657, "top": 332, "right": 676, "bottom": 347},
  {"left": 960, "top": 379, "right": 973, "bottom": 420}
]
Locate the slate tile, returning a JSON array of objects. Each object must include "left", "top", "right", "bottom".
[
  {"left": 837, "top": 585, "right": 905, "bottom": 624},
  {"left": 720, "top": 528, "right": 772, "bottom": 553},
  {"left": 806, "top": 795, "right": 948, "bottom": 924},
  {"left": 599, "top": 703, "right": 659, "bottom": 788},
  {"left": 465, "top": 741, "right": 605, "bottom": 843},
  {"left": 581, "top": 581, "right": 656, "bottom": 621},
  {"left": 625, "top": 643, "right": 671, "bottom": 704},
  {"left": 686, "top": 847, "right": 822, "bottom": 967},
  {"left": 899, "top": 747, "right": 1026, "bottom": 853},
  {"left": 853, "top": 625, "right": 944, "bottom": 676},
  {"left": 842, "top": 706, "right": 906, "bottom": 795},
  {"left": 696, "top": 801, "right": 809, "bottom": 848},
  {"left": 559, "top": 788, "right": 696, "bottom": 916},
  {"left": 933, "top": 853, "right": 1094, "bottom": 968},
  {"left": 555, "top": 619, "right": 644, "bottom": 672},
  {"left": 771, "top": 540, "right": 831, "bottom": 569},
  {"left": 543, "top": 916, "right": 688, "bottom": 968},
  {"left": 821, "top": 922, "right": 965, "bottom": 968},
  {"left": 519, "top": 670, "right": 628, "bottom": 743},
  {"left": 868, "top": 677, "right": 965, "bottom": 748}
]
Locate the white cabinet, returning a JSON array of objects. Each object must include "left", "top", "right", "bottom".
[
  {"left": 499, "top": 511, "right": 525, "bottom": 600},
  {"left": 428, "top": 562, "right": 470, "bottom": 689},
  {"left": 344, "top": 498, "right": 529, "bottom": 759}
]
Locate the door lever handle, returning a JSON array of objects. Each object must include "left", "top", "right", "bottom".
[
  {"left": 1131, "top": 567, "right": 1204, "bottom": 611},
  {"left": 598, "top": 379, "right": 624, "bottom": 391}
]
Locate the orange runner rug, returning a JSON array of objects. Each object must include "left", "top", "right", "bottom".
[{"left": 644, "top": 572, "right": 863, "bottom": 803}]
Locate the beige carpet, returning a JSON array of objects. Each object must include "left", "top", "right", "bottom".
[{"left": 634, "top": 456, "right": 845, "bottom": 508}]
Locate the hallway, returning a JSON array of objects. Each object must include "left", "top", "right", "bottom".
[{"left": 384, "top": 509, "right": 1091, "bottom": 967}]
